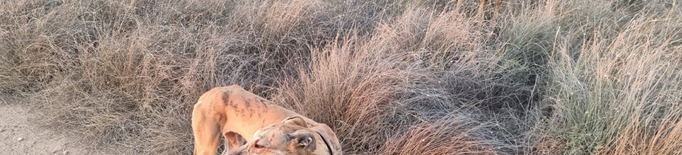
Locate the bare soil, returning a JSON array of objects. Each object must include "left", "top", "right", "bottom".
[{"left": 0, "top": 98, "right": 128, "bottom": 155}]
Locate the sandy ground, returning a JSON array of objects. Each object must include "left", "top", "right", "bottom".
[{"left": 0, "top": 98, "right": 128, "bottom": 155}]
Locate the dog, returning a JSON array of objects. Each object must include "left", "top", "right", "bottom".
[{"left": 192, "top": 85, "right": 342, "bottom": 155}]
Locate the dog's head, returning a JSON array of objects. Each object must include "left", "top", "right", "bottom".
[{"left": 229, "top": 116, "right": 324, "bottom": 155}]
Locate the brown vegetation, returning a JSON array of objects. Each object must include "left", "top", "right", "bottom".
[{"left": 1, "top": 0, "right": 680, "bottom": 154}]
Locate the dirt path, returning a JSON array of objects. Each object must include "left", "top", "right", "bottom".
[{"left": 0, "top": 98, "right": 127, "bottom": 155}]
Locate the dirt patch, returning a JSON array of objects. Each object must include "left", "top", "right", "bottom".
[{"left": 0, "top": 98, "right": 128, "bottom": 155}]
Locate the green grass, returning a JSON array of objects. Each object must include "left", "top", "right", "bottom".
[{"left": 1, "top": 0, "right": 681, "bottom": 154}]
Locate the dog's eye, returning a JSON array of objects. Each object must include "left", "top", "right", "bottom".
[{"left": 254, "top": 139, "right": 266, "bottom": 148}]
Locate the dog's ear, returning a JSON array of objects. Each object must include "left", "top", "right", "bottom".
[
  {"left": 282, "top": 116, "right": 308, "bottom": 128},
  {"left": 309, "top": 124, "right": 342, "bottom": 154},
  {"left": 290, "top": 130, "right": 316, "bottom": 152}
]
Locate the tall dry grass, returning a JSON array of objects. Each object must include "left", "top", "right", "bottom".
[
  {"left": 502, "top": 0, "right": 682, "bottom": 154},
  {"left": 2, "top": 0, "right": 681, "bottom": 154}
]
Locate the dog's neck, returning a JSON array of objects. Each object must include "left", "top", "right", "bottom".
[{"left": 316, "top": 131, "right": 334, "bottom": 155}]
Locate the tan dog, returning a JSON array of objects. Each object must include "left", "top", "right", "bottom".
[
  {"left": 192, "top": 85, "right": 342, "bottom": 155},
  {"left": 228, "top": 116, "right": 341, "bottom": 155}
]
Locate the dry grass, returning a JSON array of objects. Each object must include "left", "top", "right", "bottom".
[
  {"left": 1, "top": 0, "right": 681, "bottom": 154},
  {"left": 510, "top": 0, "right": 682, "bottom": 154}
]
